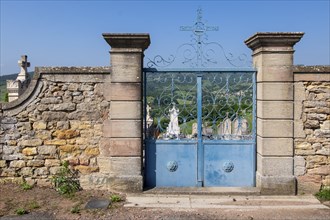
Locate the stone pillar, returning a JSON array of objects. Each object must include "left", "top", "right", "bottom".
[
  {"left": 245, "top": 32, "right": 304, "bottom": 194},
  {"left": 102, "top": 34, "right": 150, "bottom": 192}
]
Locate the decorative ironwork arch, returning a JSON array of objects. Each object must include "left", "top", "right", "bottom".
[{"left": 145, "top": 7, "right": 252, "bottom": 68}]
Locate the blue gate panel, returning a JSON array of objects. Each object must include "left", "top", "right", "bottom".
[
  {"left": 145, "top": 140, "right": 197, "bottom": 187},
  {"left": 203, "top": 141, "right": 255, "bottom": 187}
]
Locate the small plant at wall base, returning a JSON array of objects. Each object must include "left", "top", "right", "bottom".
[
  {"left": 111, "top": 195, "right": 122, "bottom": 203},
  {"left": 51, "top": 161, "right": 81, "bottom": 196},
  {"left": 315, "top": 187, "right": 330, "bottom": 201},
  {"left": 15, "top": 208, "right": 28, "bottom": 215},
  {"left": 20, "top": 181, "right": 33, "bottom": 190}
]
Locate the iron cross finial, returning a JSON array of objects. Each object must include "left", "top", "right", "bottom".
[{"left": 180, "top": 7, "right": 219, "bottom": 38}]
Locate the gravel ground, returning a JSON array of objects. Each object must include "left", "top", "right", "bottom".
[{"left": 1, "top": 183, "right": 329, "bottom": 220}]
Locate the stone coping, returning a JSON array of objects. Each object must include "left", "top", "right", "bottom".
[
  {"left": 245, "top": 32, "right": 304, "bottom": 50},
  {"left": 293, "top": 65, "right": 330, "bottom": 82},
  {"left": 0, "top": 66, "right": 111, "bottom": 112},
  {"left": 103, "top": 33, "right": 151, "bottom": 50},
  {"left": 293, "top": 65, "right": 330, "bottom": 73}
]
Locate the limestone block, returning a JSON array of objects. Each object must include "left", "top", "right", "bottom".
[
  {"left": 257, "top": 154, "right": 293, "bottom": 176},
  {"left": 107, "top": 175, "right": 143, "bottom": 192},
  {"left": 22, "top": 147, "right": 38, "bottom": 156},
  {"left": 59, "top": 145, "right": 79, "bottom": 153},
  {"left": 49, "top": 166, "right": 62, "bottom": 175},
  {"left": 32, "top": 121, "right": 47, "bottom": 130},
  {"left": 320, "top": 120, "right": 330, "bottom": 130},
  {"left": 79, "top": 173, "right": 111, "bottom": 190},
  {"left": 26, "top": 160, "right": 44, "bottom": 167},
  {"left": 44, "top": 139, "right": 67, "bottom": 145},
  {"left": 257, "top": 136, "right": 293, "bottom": 156},
  {"left": 34, "top": 167, "right": 49, "bottom": 176},
  {"left": 110, "top": 101, "right": 141, "bottom": 119},
  {"left": 297, "top": 174, "right": 322, "bottom": 194},
  {"left": 97, "top": 157, "right": 110, "bottom": 174},
  {"left": 0, "top": 160, "right": 6, "bottom": 168},
  {"left": 84, "top": 147, "right": 100, "bottom": 156},
  {"left": 49, "top": 103, "right": 76, "bottom": 111},
  {"left": 106, "top": 83, "right": 141, "bottom": 101},
  {"left": 109, "top": 138, "right": 141, "bottom": 156},
  {"left": 42, "top": 111, "right": 68, "bottom": 122},
  {"left": 36, "top": 130, "right": 52, "bottom": 140},
  {"left": 74, "top": 165, "right": 99, "bottom": 174},
  {"left": 68, "top": 110, "right": 101, "bottom": 121},
  {"left": 109, "top": 157, "right": 141, "bottom": 175},
  {"left": 6, "top": 140, "right": 17, "bottom": 146},
  {"left": 45, "top": 159, "right": 61, "bottom": 167},
  {"left": 294, "top": 156, "right": 306, "bottom": 176},
  {"left": 322, "top": 176, "right": 330, "bottom": 186},
  {"left": 53, "top": 129, "right": 80, "bottom": 139},
  {"left": 103, "top": 120, "right": 141, "bottom": 138},
  {"left": 21, "top": 139, "right": 43, "bottom": 147},
  {"left": 308, "top": 165, "right": 330, "bottom": 175},
  {"left": 0, "top": 168, "right": 16, "bottom": 177},
  {"left": 79, "top": 155, "right": 90, "bottom": 166},
  {"left": 40, "top": 97, "right": 61, "bottom": 104},
  {"left": 257, "top": 119, "right": 293, "bottom": 137},
  {"left": 10, "top": 160, "right": 26, "bottom": 168},
  {"left": 257, "top": 83, "right": 293, "bottom": 100},
  {"left": 295, "top": 142, "right": 312, "bottom": 150},
  {"left": 256, "top": 65, "right": 293, "bottom": 82},
  {"left": 38, "top": 145, "right": 57, "bottom": 155},
  {"left": 294, "top": 100, "right": 303, "bottom": 120},
  {"left": 111, "top": 53, "right": 142, "bottom": 83},
  {"left": 294, "top": 121, "right": 305, "bottom": 138},
  {"left": 70, "top": 120, "right": 92, "bottom": 130},
  {"left": 20, "top": 167, "right": 33, "bottom": 176},
  {"left": 260, "top": 52, "right": 293, "bottom": 66},
  {"left": 257, "top": 101, "right": 293, "bottom": 119},
  {"left": 256, "top": 172, "right": 296, "bottom": 195}
]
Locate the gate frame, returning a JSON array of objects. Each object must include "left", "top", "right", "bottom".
[{"left": 143, "top": 68, "right": 257, "bottom": 187}]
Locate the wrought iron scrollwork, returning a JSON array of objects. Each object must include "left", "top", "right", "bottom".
[{"left": 146, "top": 7, "right": 252, "bottom": 68}]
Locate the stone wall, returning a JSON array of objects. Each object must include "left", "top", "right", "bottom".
[
  {"left": 0, "top": 67, "right": 111, "bottom": 186},
  {"left": 293, "top": 66, "right": 330, "bottom": 193}
]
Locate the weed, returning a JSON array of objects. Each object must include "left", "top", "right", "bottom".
[
  {"left": 51, "top": 161, "right": 80, "bottom": 196},
  {"left": 28, "top": 201, "right": 40, "bottom": 209},
  {"left": 20, "top": 181, "right": 33, "bottom": 190},
  {"left": 111, "top": 195, "right": 122, "bottom": 203},
  {"left": 315, "top": 188, "right": 330, "bottom": 201},
  {"left": 70, "top": 205, "right": 81, "bottom": 214},
  {"left": 15, "top": 208, "right": 27, "bottom": 215}
]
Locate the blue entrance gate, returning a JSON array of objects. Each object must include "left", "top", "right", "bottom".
[{"left": 144, "top": 69, "right": 256, "bottom": 187}]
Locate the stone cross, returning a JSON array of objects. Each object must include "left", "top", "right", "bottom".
[{"left": 16, "top": 55, "right": 30, "bottom": 82}]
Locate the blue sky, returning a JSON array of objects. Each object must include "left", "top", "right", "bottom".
[{"left": 0, "top": 0, "right": 329, "bottom": 75}]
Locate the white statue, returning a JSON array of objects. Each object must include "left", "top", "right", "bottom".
[{"left": 166, "top": 104, "right": 180, "bottom": 138}]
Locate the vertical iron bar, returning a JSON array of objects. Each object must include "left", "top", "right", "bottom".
[
  {"left": 197, "top": 72, "right": 203, "bottom": 187},
  {"left": 252, "top": 71, "right": 257, "bottom": 186}
]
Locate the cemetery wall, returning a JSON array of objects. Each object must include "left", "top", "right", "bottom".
[
  {"left": 293, "top": 65, "right": 330, "bottom": 193},
  {"left": 0, "top": 67, "right": 111, "bottom": 187}
]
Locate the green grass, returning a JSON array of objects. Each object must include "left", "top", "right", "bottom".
[
  {"left": 15, "top": 208, "right": 28, "bottom": 215},
  {"left": 20, "top": 181, "right": 33, "bottom": 191},
  {"left": 28, "top": 201, "right": 40, "bottom": 209},
  {"left": 110, "top": 195, "right": 122, "bottom": 203},
  {"left": 315, "top": 188, "right": 330, "bottom": 201}
]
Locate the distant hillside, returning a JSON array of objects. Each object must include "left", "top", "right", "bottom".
[{"left": 0, "top": 72, "right": 34, "bottom": 102}]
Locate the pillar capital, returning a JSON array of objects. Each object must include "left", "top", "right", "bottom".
[
  {"left": 245, "top": 32, "right": 304, "bottom": 54},
  {"left": 102, "top": 33, "right": 150, "bottom": 52}
]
